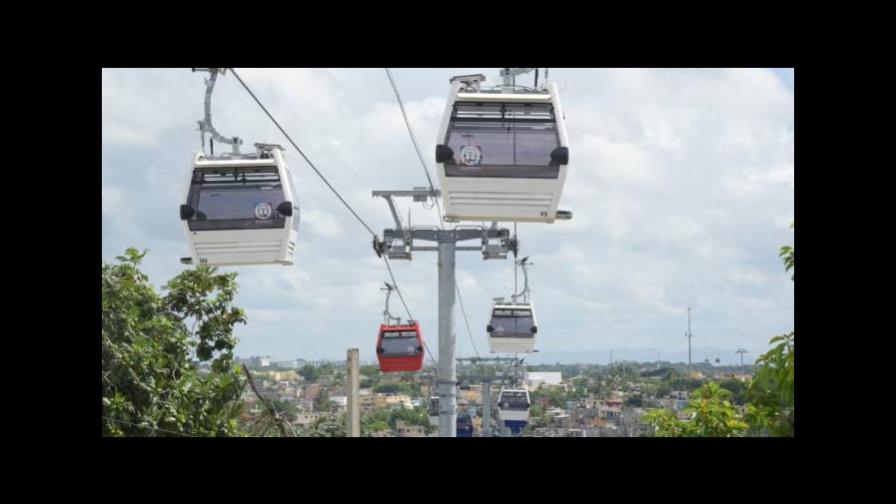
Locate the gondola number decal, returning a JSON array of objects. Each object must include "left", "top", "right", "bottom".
[
  {"left": 254, "top": 202, "right": 273, "bottom": 220},
  {"left": 459, "top": 145, "right": 482, "bottom": 166}
]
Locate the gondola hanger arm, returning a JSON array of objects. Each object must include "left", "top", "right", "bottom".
[{"left": 192, "top": 68, "right": 243, "bottom": 155}]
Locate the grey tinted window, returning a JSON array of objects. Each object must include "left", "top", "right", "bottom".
[
  {"left": 380, "top": 334, "right": 419, "bottom": 357},
  {"left": 186, "top": 167, "right": 288, "bottom": 231},
  {"left": 500, "top": 391, "right": 530, "bottom": 410},
  {"left": 490, "top": 309, "right": 534, "bottom": 337},
  {"left": 197, "top": 185, "right": 284, "bottom": 220},
  {"left": 445, "top": 102, "right": 560, "bottom": 179}
]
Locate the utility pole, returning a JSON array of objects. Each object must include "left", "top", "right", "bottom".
[
  {"left": 736, "top": 348, "right": 749, "bottom": 379},
  {"left": 686, "top": 307, "right": 692, "bottom": 372},
  {"left": 437, "top": 239, "right": 457, "bottom": 437},
  {"left": 374, "top": 189, "right": 514, "bottom": 437},
  {"left": 482, "top": 379, "right": 492, "bottom": 438},
  {"left": 346, "top": 348, "right": 360, "bottom": 437}
]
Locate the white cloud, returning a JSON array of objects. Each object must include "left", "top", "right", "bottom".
[
  {"left": 102, "top": 68, "right": 793, "bottom": 361},
  {"left": 302, "top": 208, "right": 345, "bottom": 237}
]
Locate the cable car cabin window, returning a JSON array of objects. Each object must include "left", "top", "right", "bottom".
[
  {"left": 185, "top": 167, "right": 288, "bottom": 231},
  {"left": 380, "top": 330, "right": 421, "bottom": 357},
  {"left": 499, "top": 391, "right": 530, "bottom": 410},
  {"left": 490, "top": 308, "right": 535, "bottom": 337},
  {"left": 445, "top": 102, "right": 560, "bottom": 179}
]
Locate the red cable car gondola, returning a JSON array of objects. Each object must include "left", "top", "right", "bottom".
[{"left": 376, "top": 321, "right": 425, "bottom": 373}]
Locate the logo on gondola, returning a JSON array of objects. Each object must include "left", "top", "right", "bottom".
[
  {"left": 254, "top": 202, "right": 273, "bottom": 219},
  {"left": 459, "top": 145, "right": 482, "bottom": 166}
]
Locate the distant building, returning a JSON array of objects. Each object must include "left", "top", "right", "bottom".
[
  {"left": 329, "top": 395, "right": 348, "bottom": 411},
  {"left": 395, "top": 421, "right": 426, "bottom": 438},
  {"left": 246, "top": 356, "right": 271, "bottom": 368},
  {"left": 270, "top": 371, "right": 299, "bottom": 382},
  {"left": 303, "top": 383, "right": 322, "bottom": 401},
  {"left": 359, "top": 393, "right": 413, "bottom": 412},
  {"left": 599, "top": 399, "right": 622, "bottom": 421},
  {"left": 294, "top": 412, "right": 322, "bottom": 426},
  {"left": 525, "top": 372, "right": 563, "bottom": 388}
]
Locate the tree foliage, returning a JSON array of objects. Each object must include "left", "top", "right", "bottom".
[
  {"left": 646, "top": 223, "right": 795, "bottom": 437},
  {"left": 360, "top": 405, "right": 434, "bottom": 436},
  {"left": 102, "top": 248, "right": 247, "bottom": 436},
  {"left": 746, "top": 222, "right": 795, "bottom": 435},
  {"left": 746, "top": 332, "right": 794, "bottom": 436},
  {"left": 644, "top": 382, "right": 748, "bottom": 437},
  {"left": 299, "top": 364, "right": 319, "bottom": 382},
  {"left": 779, "top": 222, "right": 794, "bottom": 281}
]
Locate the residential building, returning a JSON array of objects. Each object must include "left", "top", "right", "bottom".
[
  {"left": 329, "top": 395, "right": 348, "bottom": 411},
  {"left": 294, "top": 412, "right": 322, "bottom": 426},
  {"left": 395, "top": 421, "right": 426, "bottom": 438},
  {"left": 525, "top": 372, "right": 563, "bottom": 389}
]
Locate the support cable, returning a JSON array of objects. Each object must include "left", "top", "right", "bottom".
[
  {"left": 230, "top": 68, "right": 437, "bottom": 372},
  {"left": 385, "top": 68, "right": 485, "bottom": 368}
]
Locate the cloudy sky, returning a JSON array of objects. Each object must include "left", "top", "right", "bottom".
[{"left": 102, "top": 68, "right": 794, "bottom": 365}]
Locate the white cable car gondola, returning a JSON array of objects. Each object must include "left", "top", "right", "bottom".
[
  {"left": 487, "top": 302, "right": 537, "bottom": 353},
  {"left": 497, "top": 386, "right": 531, "bottom": 425},
  {"left": 180, "top": 146, "right": 299, "bottom": 266},
  {"left": 434, "top": 69, "right": 571, "bottom": 223},
  {"left": 179, "top": 69, "right": 299, "bottom": 266}
]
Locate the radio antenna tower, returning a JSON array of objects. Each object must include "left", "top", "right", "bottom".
[{"left": 686, "top": 307, "right": 692, "bottom": 372}]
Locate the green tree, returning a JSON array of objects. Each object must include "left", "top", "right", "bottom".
[
  {"left": 745, "top": 332, "right": 794, "bottom": 436},
  {"left": 102, "top": 248, "right": 247, "bottom": 437},
  {"left": 299, "top": 364, "right": 319, "bottom": 382},
  {"left": 718, "top": 379, "right": 747, "bottom": 405},
  {"left": 372, "top": 383, "right": 400, "bottom": 394},
  {"left": 625, "top": 394, "right": 643, "bottom": 408},
  {"left": 744, "top": 223, "right": 794, "bottom": 436},
  {"left": 644, "top": 382, "right": 748, "bottom": 437},
  {"left": 779, "top": 222, "right": 794, "bottom": 281},
  {"left": 360, "top": 365, "right": 380, "bottom": 378},
  {"left": 310, "top": 414, "right": 346, "bottom": 437}
]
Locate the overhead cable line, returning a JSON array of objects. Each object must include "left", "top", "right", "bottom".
[
  {"left": 384, "top": 68, "right": 445, "bottom": 224},
  {"left": 230, "top": 68, "right": 377, "bottom": 237},
  {"left": 231, "top": 68, "right": 438, "bottom": 372},
  {"left": 386, "top": 68, "right": 485, "bottom": 363}
]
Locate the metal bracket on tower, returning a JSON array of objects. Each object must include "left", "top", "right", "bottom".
[
  {"left": 372, "top": 188, "right": 515, "bottom": 437},
  {"left": 482, "top": 222, "right": 509, "bottom": 260}
]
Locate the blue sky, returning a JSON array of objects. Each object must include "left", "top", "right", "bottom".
[{"left": 102, "top": 68, "right": 794, "bottom": 365}]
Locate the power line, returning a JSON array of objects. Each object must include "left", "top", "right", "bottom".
[
  {"left": 385, "top": 68, "right": 436, "bottom": 192},
  {"left": 229, "top": 68, "right": 436, "bottom": 373},
  {"left": 384, "top": 67, "right": 445, "bottom": 224},
  {"left": 456, "top": 283, "right": 480, "bottom": 359},
  {"left": 229, "top": 68, "right": 377, "bottom": 237},
  {"left": 385, "top": 68, "right": 481, "bottom": 364}
]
